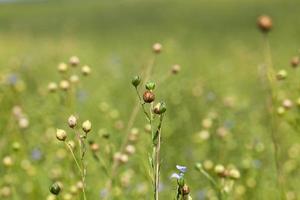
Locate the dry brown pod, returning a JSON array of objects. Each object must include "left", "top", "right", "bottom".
[{"left": 257, "top": 15, "right": 272, "bottom": 33}]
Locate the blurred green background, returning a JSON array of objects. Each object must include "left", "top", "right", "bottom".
[{"left": 1, "top": 0, "right": 300, "bottom": 199}]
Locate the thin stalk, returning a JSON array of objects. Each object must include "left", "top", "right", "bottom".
[
  {"left": 64, "top": 141, "right": 87, "bottom": 200},
  {"left": 103, "top": 56, "right": 157, "bottom": 199},
  {"left": 153, "top": 114, "right": 164, "bottom": 200},
  {"left": 262, "top": 34, "right": 284, "bottom": 199}
]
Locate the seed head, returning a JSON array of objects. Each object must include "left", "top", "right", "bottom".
[
  {"left": 68, "top": 115, "right": 77, "bottom": 128},
  {"left": 125, "top": 145, "right": 136, "bottom": 155},
  {"left": 18, "top": 117, "right": 29, "bottom": 129},
  {"left": 69, "top": 56, "right": 80, "bottom": 67},
  {"left": 143, "top": 91, "right": 155, "bottom": 103},
  {"left": 145, "top": 81, "right": 156, "bottom": 90},
  {"left": 48, "top": 82, "right": 58, "bottom": 92},
  {"left": 214, "top": 164, "right": 225, "bottom": 177},
  {"left": 257, "top": 15, "right": 272, "bottom": 33},
  {"left": 228, "top": 169, "right": 240, "bottom": 180},
  {"left": 277, "top": 106, "right": 285, "bottom": 115},
  {"left": 82, "top": 120, "right": 92, "bottom": 133},
  {"left": 59, "top": 80, "right": 70, "bottom": 91},
  {"left": 69, "top": 75, "right": 79, "bottom": 84},
  {"left": 0, "top": 186, "right": 12, "bottom": 198},
  {"left": 49, "top": 182, "right": 61, "bottom": 195},
  {"left": 81, "top": 65, "right": 91, "bottom": 76},
  {"left": 282, "top": 99, "right": 293, "bottom": 109},
  {"left": 57, "top": 62, "right": 68, "bottom": 73},
  {"left": 276, "top": 70, "right": 287, "bottom": 80},
  {"left": 291, "top": 56, "right": 300, "bottom": 68},
  {"left": 56, "top": 129, "right": 67, "bottom": 141},
  {"left": 12, "top": 142, "right": 21, "bottom": 151},
  {"left": 3, "top": 156, "right": 13, "bottom": 167},
  {"left": 171, "top": 64, "right": 181, "bottom": 74},
  {"left": 182, "top": 185, "right": 190, "bottom": 195},
  {"left": 153, "top": 101, "right": 167, "bottom": 114},
  {"left": 131, "top": 75, "right": 141, "bottom": 87},
  {"left": 90, "top": 143, "right": 99, "bottom": 152},
  {"left": 152, "top": 43, "right": 162, "bottom": 54},
  {"left": 76, "top": 181, "right": 84, "bottom": 190}
]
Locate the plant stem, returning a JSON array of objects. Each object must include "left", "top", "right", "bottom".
[
  {"left": 65, "top": 141, "right": 87, "bottom": 200},
  {"left": 262, "top": 33, "right": 284, "bottom": 199},
  {"left": 153, "top": 114, "right": 164, "bottom": 200},
  {"left": 103, "top": 56, "right": 157, "bottom": 200}
]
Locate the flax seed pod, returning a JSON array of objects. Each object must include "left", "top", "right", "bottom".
[{"left": 257, "top": 15, "right": 272, "bottom": 33}]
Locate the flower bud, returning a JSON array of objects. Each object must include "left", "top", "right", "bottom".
[
  {"left": 277, "top": 106, "right": 285, "bottom": 115},
  {"left": 291, "top": 56, "right": 300, "bottom": 68},
  {"left": 59, "top": 80, "right": 70, "bottom": 91},
  {"left": 58, "top": 62, "right": 68, "bottom": 73},
  {"left": 12, "top": 142, "right": 21, "bottom": 151},
  {"left": 152, "top": 43, "right": 162, "bottom": 54},
  {"left": 48, "top": 82, "right": 58, "bottom": 92},
  {"left": 68, "top": 115, "right": 77, "bottom": 128},
  {"left": 131, "top": 75, "right": 141, "bottom": 87},
  {"left": 145, "top": 81, "right": 156, "bottom": 90},
  {"left": 143, "top": 91, "right": 155, "bottom": 103},
  {"left": 49, "top": 182, "right": 61, "bottom": 195},
  {"left": 69, "top": 56, "right": 80, "bottom": 67},
  {"left": 195, "top": 162, "right": 203, "bottom": 171},
  {"left": 257, "top": 15, "right": 272, "bottom": 33},
  {"left": 56, "top": 129, "right": 67, "bottom": 141},
  {"left": 171, "top": 64, "right": 181, "bottom": 74},
  {"left": 82, "top": 120, "right": 92, "bottom": 133},
  {"left": 276, "top": 70, "right": 287, "bottom": 80},
  {"left": 81, "top": 65, "right": 91, "bottom": 76},
  {"left": 153, "top": 102, "right": 167, "bottom": 114}
]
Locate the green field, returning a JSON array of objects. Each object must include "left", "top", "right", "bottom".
[{"left": 1, "top": 0, "right": 300, "bottom": 199}]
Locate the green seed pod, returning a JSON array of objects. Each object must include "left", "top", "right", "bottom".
[
  {"left": 131, "top": 75, "right": 141, "bottom": 87},
  {"left": 153, "top": 102, "right": 167, "bottom": 114},
  {"left": 12, "top": 142, "right": 21, "bottom": 151},
  {"left": 49, "top": 182, "right": 61, "bottom": 195},
  {"left": 276, "top": 70, "right": 287, "bottom": 80},
  {"left": 195, "top": 162, "right": 202, "bottom": 171},
  {"left": 145, "top": 81, "right": 156, "bottom": 90}
]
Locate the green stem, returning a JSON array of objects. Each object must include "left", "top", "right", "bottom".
[{"left": 263, "top": 33, "right": 284, "bottom": 199}]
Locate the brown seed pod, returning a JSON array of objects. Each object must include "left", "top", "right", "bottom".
[
  {"left": 291, "top": 56, "right": 300, "bottom": 68},
  {"left": 152, "top": 43, "right": 162, "bottom": 54},
  {"left": 143, "top": 91, "right": 155, "bottom": 103},
  {"left": 257, "top": 15, "right": 272, "bottom": 33},
  {"left": 182, "top": 185, "right": 190, "bottom": 195}
]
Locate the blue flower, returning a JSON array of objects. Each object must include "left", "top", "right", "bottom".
[
  {"left": 170, "top": 165, "right": 187, "bottom": 180},
  {"left": 176, "top": 165, "right": 187, "bottom": 173}
]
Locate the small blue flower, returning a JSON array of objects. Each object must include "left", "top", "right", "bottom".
[
  {"left": 170, "top": 173, "right": 182, "bottom": 180},
  {"left": 176, "top": 165, "right": 187, "bottom": 173},
  {"left": 31, "top": 148, "right": 42, "bottom": 161}
]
